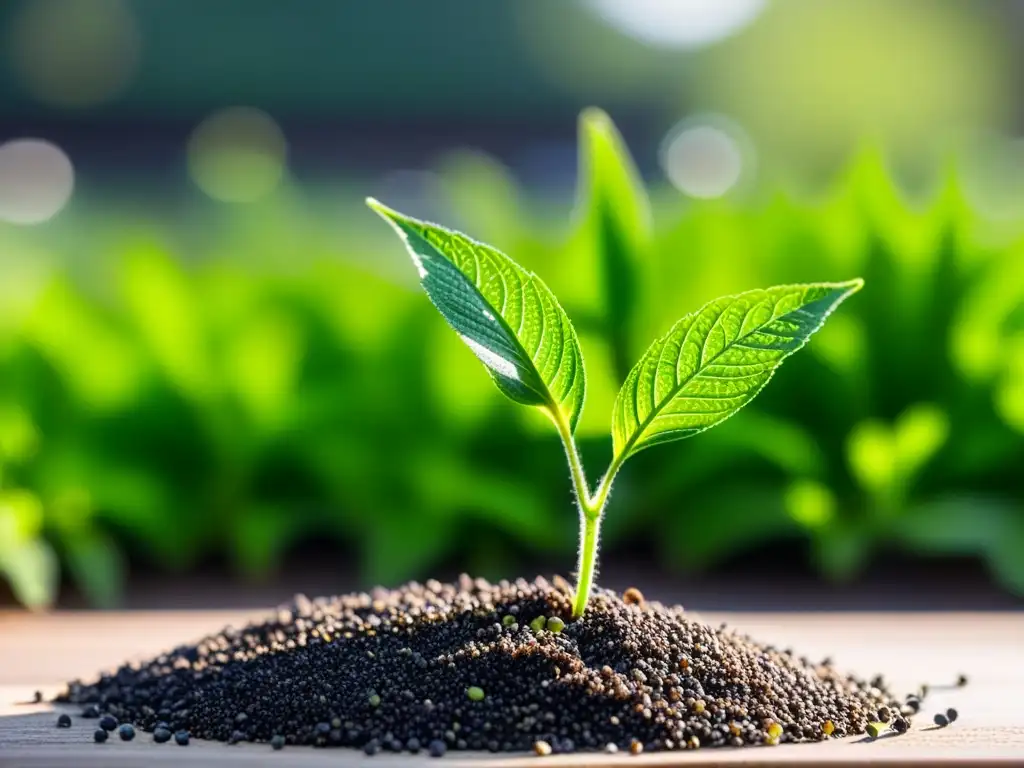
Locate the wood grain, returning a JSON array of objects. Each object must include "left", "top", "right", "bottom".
[{"left": 1, "top": 610, "right": 1021, "bottom": 766}]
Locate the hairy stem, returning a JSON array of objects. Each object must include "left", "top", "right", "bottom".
[{"left": 553, "top": 412, "right": 624, "bottom": 618}]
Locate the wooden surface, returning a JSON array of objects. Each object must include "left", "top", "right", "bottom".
[{"left": 1, "top": 609, "right": 1021, "bottom": 766}]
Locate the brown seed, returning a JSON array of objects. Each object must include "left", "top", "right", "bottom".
[
  {"left": 629, "top": 739, "right": 644, "bottom": 755},
  {"left": 823, "top": 720, "right": 835, "bottom": 736},
  {"left": 622, "top": 587, "right": 645, "bottom": 606}
]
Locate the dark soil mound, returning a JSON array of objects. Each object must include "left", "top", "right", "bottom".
[{"left": 60, "top": 576, "right": 906, "bottom": 754}]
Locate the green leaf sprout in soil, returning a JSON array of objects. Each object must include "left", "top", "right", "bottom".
[{"left": 367, "top": 109, "right": 863, "bottom": 618}]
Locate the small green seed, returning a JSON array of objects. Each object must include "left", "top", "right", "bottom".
[
  {"left": 529, "top": 616, "right": 546, "bottom": 633},
  {"left": 466, "top": 686, "right": 485, "bottom": 702},
  {"left": 502, "top": 615, "right": 515, "bottom": 627},
  {"left": 866, "top": 721, "right": 887, "bottom": 739},
  {"left": 546, "top": 617, "right": 565, "bottom": 634},
  {"left": 368, "top": 693, "right": 381, "bottom": 708}
]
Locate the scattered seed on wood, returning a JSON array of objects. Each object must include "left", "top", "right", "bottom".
[
  {"left": 934, "top": 713, "right": 949, "bottom": 727},
  {"left": 93, "top": 729, "right": 108, "bottom": 743},
  {"left": 56, "top": 714, "right": 71, "bottom": 728},
  {"left": 946, "top": 708, "right": 958, "bottom": 723}
]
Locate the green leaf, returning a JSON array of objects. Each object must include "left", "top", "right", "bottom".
[
  {"left": 367, "top": 199, "right": 587, "bottom": 432},
  {"left": 64, "top": 532, "right": 124, "bottom": 608},
  {"left": 0, "top": 539, "right": 58, "bottom": 610},
  {"left": 578, "top": 108, "right": 651, "bottom": 381},
  {"left": 612, "top": 280, "right": 863, "bottom": 461}
]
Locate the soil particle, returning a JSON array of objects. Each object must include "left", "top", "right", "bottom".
[{"left": 58, "top": 576, "right": 905, "bottom": 754}]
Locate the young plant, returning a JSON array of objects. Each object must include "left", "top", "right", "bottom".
[{"left": 367, "top": 112, "right": 863, "bottom": 618}]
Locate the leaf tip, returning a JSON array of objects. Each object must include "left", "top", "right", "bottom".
[
  {"left": 365, "top": 197, "right": 391, "bottom": 218},
  {"left": 579, "top": 106, "right": 614, "bottom": 136},
  {"left": 842, "top": 277, "right": 866, "bottom": 295}
]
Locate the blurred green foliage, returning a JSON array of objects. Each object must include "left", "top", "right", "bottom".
[{"left": 1, "top": 145, "right": 1023, "bottom": 607}]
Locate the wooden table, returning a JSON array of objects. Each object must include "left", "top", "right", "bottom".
[{"left": 1, "top": 610, "right": 1021, "bottom": 766}]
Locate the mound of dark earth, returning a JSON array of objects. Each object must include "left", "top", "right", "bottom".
[{"left": 59, "top": 576, "right": 907, "bottom": 754}]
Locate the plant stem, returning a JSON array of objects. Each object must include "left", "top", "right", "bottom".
[{"left": 552, "top": 412, "right": 624, "bottom": 618}]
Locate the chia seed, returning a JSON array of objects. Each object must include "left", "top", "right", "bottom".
[{"left": 56, "top": 576, "right": 906, "bottom": 755}]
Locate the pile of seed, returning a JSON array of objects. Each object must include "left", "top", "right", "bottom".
[{"left": 59, "top": 576, "right": 908, "bottom": 754}]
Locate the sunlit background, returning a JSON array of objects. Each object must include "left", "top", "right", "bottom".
[{"left": 1, "top": 0, "right": 1022, "bottom": 610}]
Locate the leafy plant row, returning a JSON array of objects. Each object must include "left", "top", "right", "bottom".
[{"left": 0, "top": 116, "right": 1022, "bottom": 607}]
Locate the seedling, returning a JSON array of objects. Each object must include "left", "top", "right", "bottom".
[{"left": 367, "top": 110, "right": 862, "bottom": 618}]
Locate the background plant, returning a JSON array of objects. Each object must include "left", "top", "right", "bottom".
[{"left": 0, "top": 127, "right": 1022, "bottom": 607}]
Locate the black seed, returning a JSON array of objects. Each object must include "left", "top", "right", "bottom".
[
  {"left": 892, "top": 718, "right": 909, "bottom": 734},
  {"left": 33, "top": 691, "right": 43, "bottom": 704},
  {"left": 877, "top": 706, "right": 891, "bottom": 722},
  {"left": 93, "top": 729, "right": 108, "bottom": 743},
  {"left": 933, "top": 713, "right": 949, "bottom": 727},
  {"left": 174, "top": 730, "right": 190, "bottom": 746},
  {"left": 363, "top": 739, "right": 381, "bottom": 756},
  {"left": 946, "top": 708, "right": 958, "bottom": 723},
  {"left": 153, "top": 727, "right": 172, "bottom": 743},
  {"left": 99, "top": 715, "right": 117, "bottom": 732},
  {"left": 81, "top": 705, "right": 100, "bottom": 719},
  {"left": 56, "top": 714, "right": 72, "bottom": 728},
  {"left": 271, "top": 734, "right": 286, "bottom": 750},
  {"left": 51, "top": 577, "right": 910, "bottom": 755},
  {"left": 118, "top": 723, "right": 135, "bottom": 741},
  {"left": 429, "top": 739, "right": 447, "bottom": 757},
  {"left": 957, "top": 674, "right": 969, "bottom": 687}
]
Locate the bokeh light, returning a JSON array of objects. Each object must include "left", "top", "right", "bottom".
[
  {"left": 660, "top": 117, "right": 750, "bottom": 198},
  {"left": 583, "top": 0, "right": 765, "bottom": 49},
  {"left": 7, "top": 0, "right": 140, "bottom": 108},
  {"left": 0, "top": 139, "right": 75, "bottom": 225},
  {"left": 187, "top": 107, "right": 288, "bottom": 203}
]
